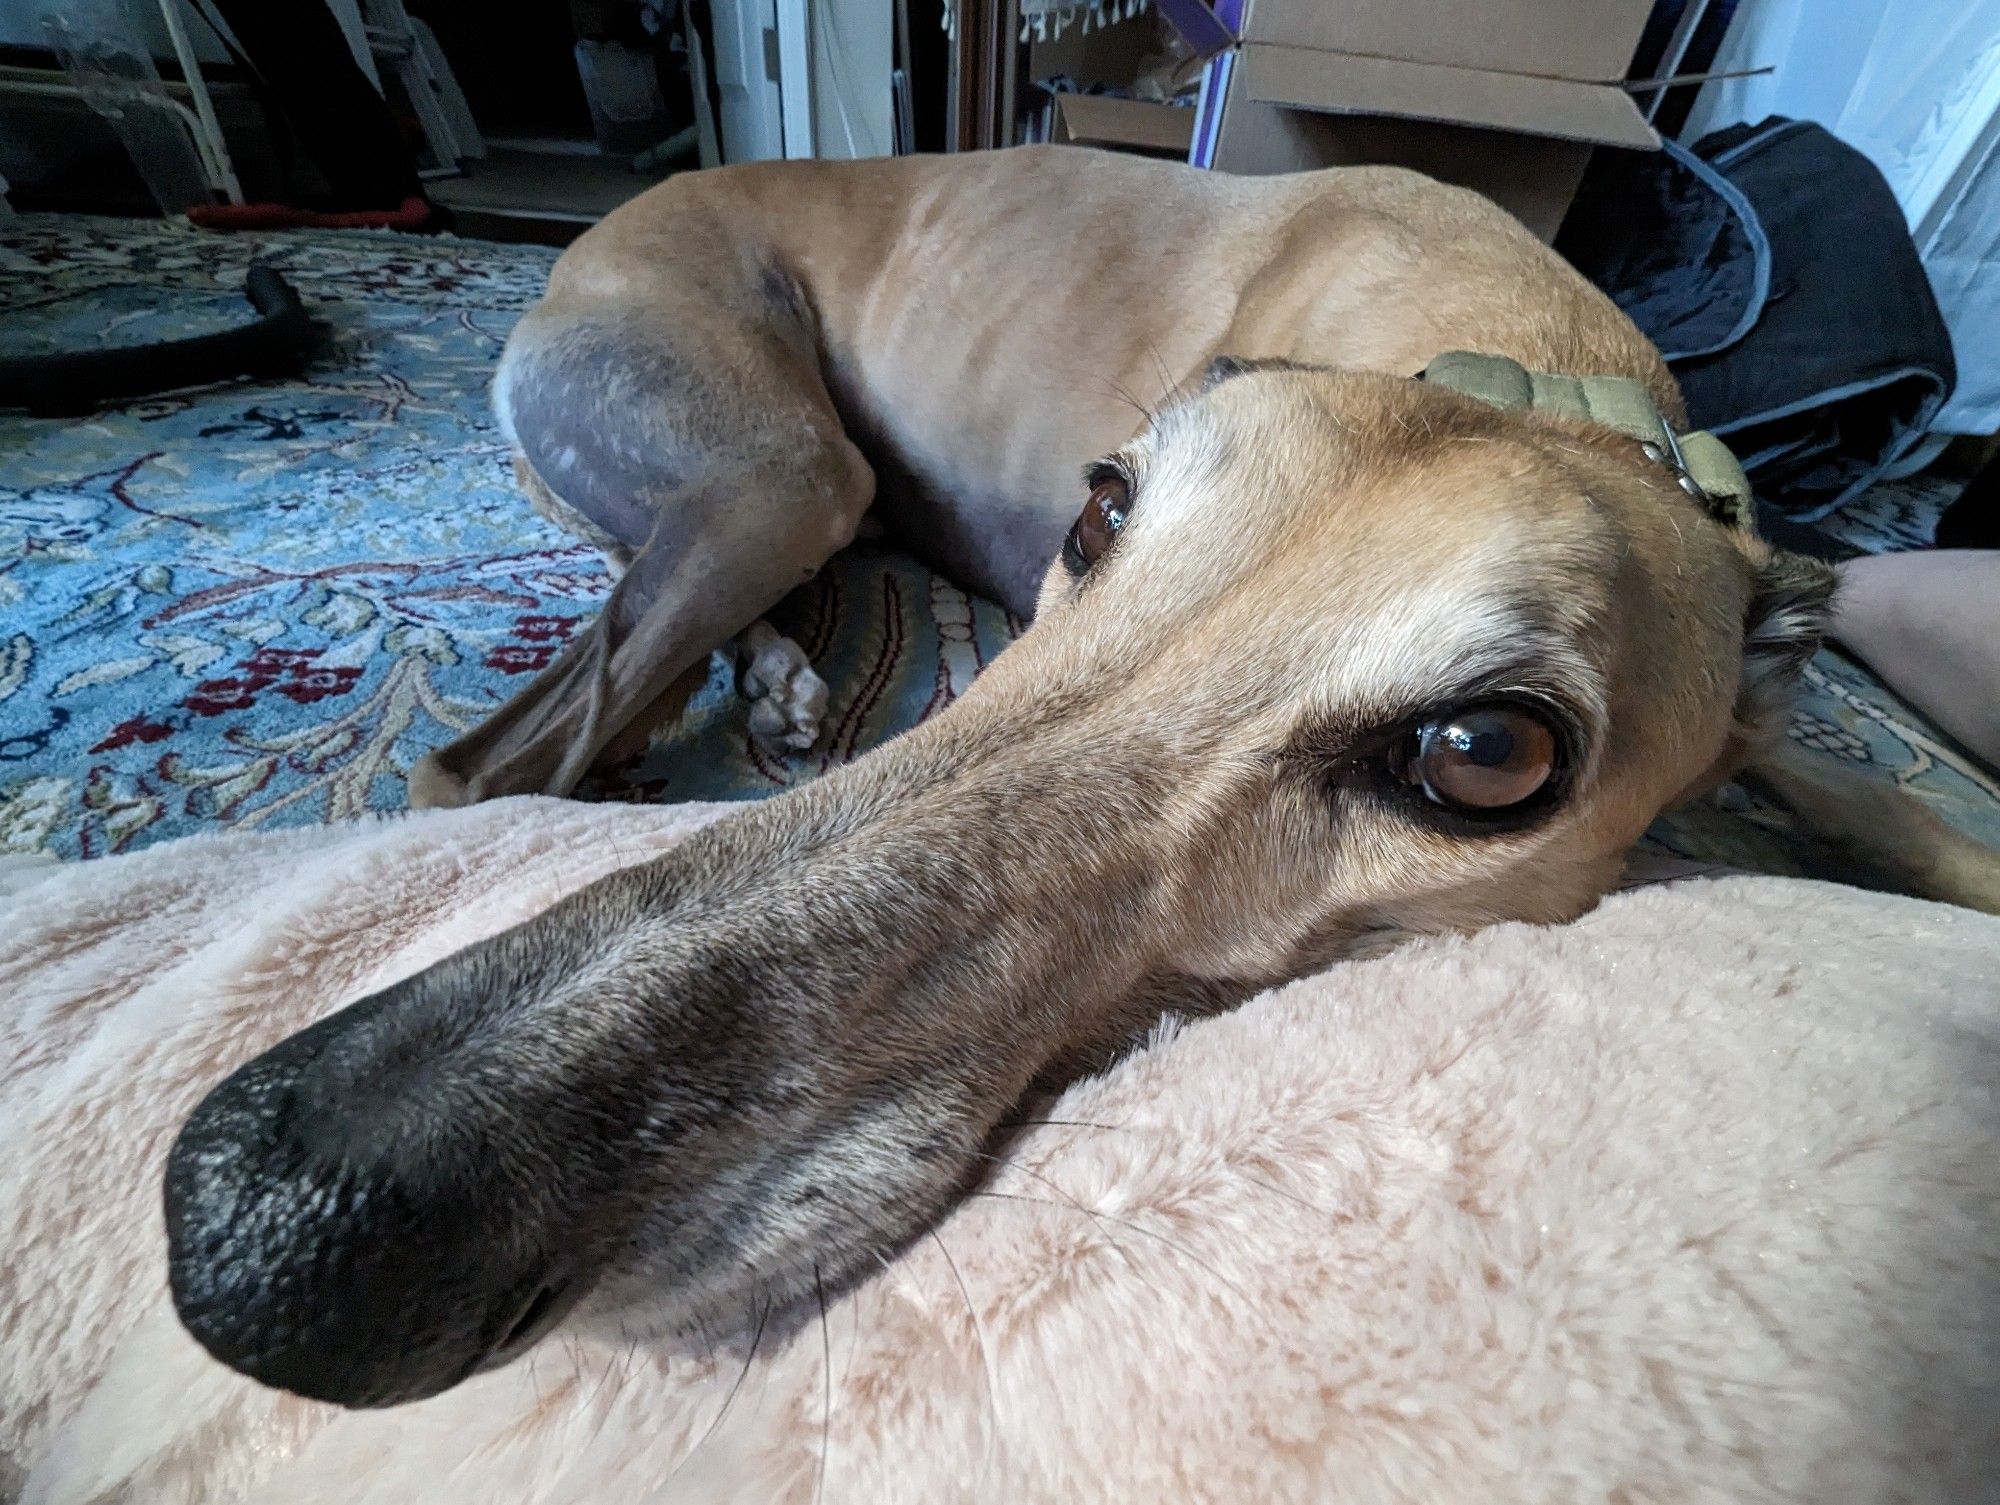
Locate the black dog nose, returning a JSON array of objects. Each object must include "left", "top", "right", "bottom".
[{"left": 163, "top": 983, "right": 587, "bottom": 1409}]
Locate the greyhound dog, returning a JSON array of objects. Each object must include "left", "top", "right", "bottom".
[{"left": 163, "top": 147, "right": 1852, "bottom": 1411}]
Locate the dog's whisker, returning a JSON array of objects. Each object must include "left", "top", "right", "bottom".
[
  {"left": 971, "top": 1189, "right": 1266, "bottom": 1318},
  {"left": 563, "top": 1341, "right": 582, "bottom": 1399},
  {"left": 969, "top": 1154, "right": 1149, "bottom": 1278},
  {"left": 971, "top": 1149, "right": 1092, "bottom": 1206},
  {"left": 694, "top": 1310, "right": 719, "bottom": 1361},
  {"left": 672, "top": 1296, "right": 769, "bottom": 1478},
  {"left": 1104, "top": 377, "right": 1156, "bottom": 427},
  {"left": 992, "top": 1120, "right": 1345, "bottom": 1219},
  {"left": 995, "top": 1115, "right": 1134, "bottom": 1135},
  {"left": 580, "top": 1336, "right": 626, "bottom": 1449},
  {"left": 927, "top": 1226, "right": 1003, "bottom": 1474},
  {"left": 813, "top": 1264, "right": 833, "bottom": 1505},
  {"left": 580, "top": 1330, "right": 619, "bottom": 1418},
  {"left": 997, "top": 1118, "right": 1343, "bottom": 1225},
  {"left": 969, "top": 1187, "right": 1151, "bottom": 1284},
  {"left": 1142, "top": 336, "right": 1179, "bottom": 408},
  {"left": 1235, "top": 1170, "right": 1344, "bottom": 1223},
  {"left": 624, "top": 1320, "right": 645, "bottom": 1392},
  {"left": 839, "top": 1244, "right": 885, "bottom": 1392}
]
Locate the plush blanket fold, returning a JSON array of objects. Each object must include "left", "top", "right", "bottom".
[{"left": 3, "top": 800, "right": 1997, "bottom": 1503}]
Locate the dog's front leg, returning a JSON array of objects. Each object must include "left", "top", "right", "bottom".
[
  {"left": 409, "top": 470, "right": 865, "bottom": 808},
  {"left": 408, "top": 298, "right": 877, "bottom": 808}
]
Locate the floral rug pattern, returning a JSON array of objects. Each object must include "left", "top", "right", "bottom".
[
  {"left": 1, "top": 214, "right": 1994, "bottom": 872},
  {"left": 0, "top": 217, "right": 1018, "bottom": 859}
]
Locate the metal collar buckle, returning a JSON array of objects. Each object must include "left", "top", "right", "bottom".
[{"left": 1639, "top": 424, "right": 1711, "bottom": 503}]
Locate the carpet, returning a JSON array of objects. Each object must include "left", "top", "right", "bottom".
[{"left": 1, "top": 214, "right": 1994, "bottom": 868}]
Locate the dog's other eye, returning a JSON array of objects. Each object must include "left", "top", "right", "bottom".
[
  {"left": 1062, "top": 473, "right": 1131, "bottom": 574},
  {"left": 1392, "top": 704, "right": 1558, "bottom": 813}
]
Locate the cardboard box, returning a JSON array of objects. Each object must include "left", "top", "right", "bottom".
[
  {"left": 1052, "top": 94, "right": 1196, "bottom": 157},
  {"left": 1210, "top": 106, "right": 1594, "bottom": 242},
  {"left": 1240, "top": 0, "right": 1655, "bottom": 101},
  {"left": 1031, "top": 11, "right": 1202, "bottom": 159},
  {"left": 1190, "top": 0, "right": 1662, "bottom": 240}
]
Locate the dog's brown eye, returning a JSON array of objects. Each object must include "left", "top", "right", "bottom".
[
  {"left": 1399, "top": 705, "right": 1557, "bottom": 813},
  {"left": 1063, "top": 475, "right": 1131, "bottom": 573}
]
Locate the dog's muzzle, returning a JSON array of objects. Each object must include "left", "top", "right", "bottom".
[{"left": 162, "top": 960, "right": 618, "bottom": 1408}]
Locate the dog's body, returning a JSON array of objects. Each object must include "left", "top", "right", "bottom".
[
  {"left": 168, "top": 148, "right": 1997, "bottom": 1415},
  {"left": 408, "top": 147, "right": 1678, "bottom": 804}
]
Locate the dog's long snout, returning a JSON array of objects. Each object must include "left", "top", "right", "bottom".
[
  {"left": 163, "top": 963, "right": 608, "bottom": 1408},
  {"left": 161, "top": 702, "right": 1190, "bottom": 1410}
]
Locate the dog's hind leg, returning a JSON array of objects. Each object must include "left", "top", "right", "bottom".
[
  {"left": 1746, "top": 741, "right": 2000, "bottom": 915},
  {"left": 517, "top": 451, "right": 827, "bottom": 749},
  {"left": 519, "top": 442, "right": 827, "bottom": 753},
  {"left": 408, "top": 299, "right": 874, "bottom": 808},
  {"left": 514, "top": 453, "right": 635, "bottom": 579}
]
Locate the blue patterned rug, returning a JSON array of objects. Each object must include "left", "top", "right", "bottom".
[{"left": 1, "top": 214, "right": 1994, "bottom": 874}]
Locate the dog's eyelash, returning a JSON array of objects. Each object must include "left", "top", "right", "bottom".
[
  {"left": 1285, "top": 684, "right": 1578, "bottom": 762},
  {"left": 1061, "top": 461, "right": 1139, "bottom": 581},
  {"left": 1081, "top": 458, "right": 1134, "bottom": 492}
]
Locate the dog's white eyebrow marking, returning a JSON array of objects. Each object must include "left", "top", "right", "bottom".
[
  {"left": 1279, "top": 557, "right": 1609, "bottom": 780},
  {"left": 1117, "top": 406, "right": 1231, "bottom": 531},
  {"left": 1336, "top": 614, "right": 1597, "bottom": 727}
]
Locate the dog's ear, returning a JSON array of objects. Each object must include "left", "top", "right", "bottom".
[
  {"left": 1734, "top": 545, "right": 1839, "bottom": 742},
  {"left": 1200, "top": 354, "right": 1313, "bottom": 391}
]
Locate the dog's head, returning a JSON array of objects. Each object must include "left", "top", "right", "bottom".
[
  {"left": 165, "top": 361, "right": 1833, "bottom": 1408},
  {"left": 1012, "top": 358, "right": 1832, "bottom": 967}
]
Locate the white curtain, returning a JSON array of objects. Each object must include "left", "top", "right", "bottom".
[{"left": 1684, "top": 0, "right": 2000, "bottom": 434}]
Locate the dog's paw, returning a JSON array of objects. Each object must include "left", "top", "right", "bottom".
[{"left": 739, "top": 621, "right": 827, "bottom": 752}]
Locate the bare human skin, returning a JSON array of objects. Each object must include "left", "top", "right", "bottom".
[{"left": 1833, "top": 550, "right": 2000, "bottom": 770}]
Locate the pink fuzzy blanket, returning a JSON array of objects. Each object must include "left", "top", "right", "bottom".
[{"left": 3, "top": 800, "right": 1997, "bottom": 1503}]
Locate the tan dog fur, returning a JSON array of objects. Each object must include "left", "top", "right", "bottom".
[
  {"left": 408, "top": 148, "right": 1697, "bottom": 806},
  {"left": 161, "top": 148, "right": 1987, "bottom": 1414}
]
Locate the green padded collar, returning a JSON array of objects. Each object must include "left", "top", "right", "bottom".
[{"left": 1419, "top": 350, "right": 1755, "bottom": 533}]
